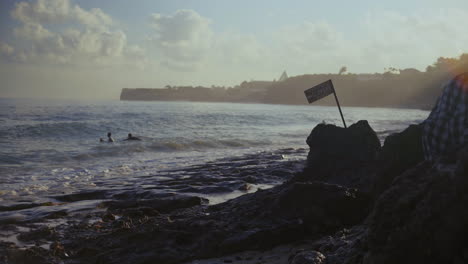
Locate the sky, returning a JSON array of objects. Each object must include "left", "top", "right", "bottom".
[{"left": 1, "top": 0, "right": 468, "bottom": 100}]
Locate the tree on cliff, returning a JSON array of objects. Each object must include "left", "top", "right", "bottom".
[{"left": 338, "top": 66, "right": 347, "bottom": 75}]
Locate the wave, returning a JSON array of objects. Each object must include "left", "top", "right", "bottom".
[
  {"left": 70, "top": 138, "right": 273, "bottom": 161},
  {"left": 3, "top": 121, "right": 103, "bottom": 139}
]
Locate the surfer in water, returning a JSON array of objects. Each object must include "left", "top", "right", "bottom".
[
  {"left": 125, "top": 133, "right": 141, "bottom": 141},
  {"left": 107, "top": 132, "right": 115, "bottom": 142}
]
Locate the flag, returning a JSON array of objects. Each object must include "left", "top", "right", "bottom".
[{"left": 304, "top": 79, "right": 334, "bottom": 104}]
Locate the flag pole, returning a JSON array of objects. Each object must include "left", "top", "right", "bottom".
[{"left": 330, "top": 81, "right": 347, "bottom": 128}]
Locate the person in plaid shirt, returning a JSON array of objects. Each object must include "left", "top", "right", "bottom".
[{"left": 422, "top": 73, "right": 468, "bottom": 161}]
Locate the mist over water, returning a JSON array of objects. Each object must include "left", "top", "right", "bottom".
[{"left": 0, "top": 98, "right": 429, "bottom": 213}]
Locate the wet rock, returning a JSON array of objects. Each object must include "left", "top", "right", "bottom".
[
  {"left": 0, "top": 242, "right": 59, "bottom": 264},
  {"left": 238, "top": 183, "right": 252, "bottom": 191},
  {"left": 0, "top": 203, "right": 43, "bottom": 212},
  {"left": 45, "top": 210, "right": 68, "bottom": 219},
  {"left": 120, "top": 206, "right": 159, "bottom": 218},
  {"left": 53, "top": 190, "right": 109, "bottom": 202},
  {"left": 53, "top": 179, "right": 371, "bottom": 264},
  {"left": 289, "top": 250, "right": 326, "bottom": 264},
  {"left": 49, "top": 242, "right": 67, "bottom": 258},
  {"left": 102, "top": 213, "right": 116, "bottom": 222},
  {"left": 103, "top": 195, "right": 208, "bottom": 213},
  {"left": 242, "top": 175, "right": 258, "bottom": 183},
  {"left": 18, "top": 226, "right": 57, "bottom": 242}
]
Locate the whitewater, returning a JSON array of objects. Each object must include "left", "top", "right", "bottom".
[{"left": 0, "top": 99, "right": 428, "bottom": 227}]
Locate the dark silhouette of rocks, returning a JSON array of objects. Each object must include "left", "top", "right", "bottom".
[{"left": 297, "top": 120, "right": 381, "bottom": 195}]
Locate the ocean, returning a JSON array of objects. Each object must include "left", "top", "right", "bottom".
[{"left": 0, "top": 98, "right": 428, "bottom": 229}]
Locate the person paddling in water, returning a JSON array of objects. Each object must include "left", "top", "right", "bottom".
[
  {"left": 125, "top": 133, "right": 141, "bottom": 141},
  {"left": 107, "top": 132, "right": 115, "bottom": 142}
]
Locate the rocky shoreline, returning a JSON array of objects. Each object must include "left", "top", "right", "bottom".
[{"left": 1, "top": 120, "right": 467, "bottom": 264}]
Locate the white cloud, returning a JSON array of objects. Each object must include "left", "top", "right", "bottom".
[
  {"left": 0, "top": 42, "right": 14, "bottom": 56},
  {"left": 277, "top": 22, "right": 343, "bottom": 54},
  {"left": 213, "top": 33, "right": 264, "bottom": 64},
  {"left": 0, "top": 42, "right": 16, "bottom": 62},
  {"left": 73, "top": 6, "right": 113, "bottom": 30},
  {"left": 5, "top": 0, "right": 145, "bottom": 68},
  {"left": 11, "top": 0, "right": 112, "bottom": 28},
  {"left": 353, "top": 9, "right": 468, "bottom": 71},
  {"left": 12, "top": 0, "right": 71, "bottom": 24},
  {"left": 150, "top": 9, "right": 213, "bottom": 70}
]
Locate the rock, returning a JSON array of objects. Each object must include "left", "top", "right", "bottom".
[
  {"left": 373, "top": 124, "right": 424, "bottom": 196},
  {"left": 0, "top": 242, "right": 59, "bottom": 264},
  {"left": 53, "top": 190, "right": 109, "bottom": 202},
  {"left": 103, "top": 195, "right": 208, "bottom": 213},
  {"left": 102, "top": 213, "right": 116, "bottom": 222},
  {"left": 310, "top": 226, "right": 367, "bottom": 264},
  {"left": 297, "top": 120, "right": 381, "bottom": 193},
  {"left": 364, "top": 149, "right": 468, "bottom": 264},
  {"left": 273, "top": 182, "right": 370, "bottom": 229},
  {"left": 289, "top": 250, "right": 326, "bottom": 264},
  {"left": 49, "top": 242, "right": 66, "bottom": 257},
  {"left": 238, "top": 183, "right": 252, "bottom": 191},
  {"left": 379, "top": 124, "right": 424, "bottom": 168},
  {"left": 17, "top": 226, "right": 57, "bottom": 242},
  {"left": 306, "top": 120, "right": 381, "bottom": 165},
  {"left": 50, "top": 179, "right": 371, "bottom": 264}
]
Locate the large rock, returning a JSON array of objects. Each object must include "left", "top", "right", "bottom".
[
  {"left": 209, "top": 181, "right": 371, "bottom": 255},
  {"left": 306, "top": 120, "right": 381, "bottom": 165},
  {"left": 364, "top": 145, "right": 468, "bottom": 263},
  {"left": 373, "top": 124, "right": 424, "bottom": 196},
  {"left": 298, "top": 120, "right": 381, "bottom": 193}
]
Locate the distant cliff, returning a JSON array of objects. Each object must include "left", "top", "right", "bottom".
[
  {"left": 120, "top": 81, "right": 274, "bottom": 103},
  {"left": 120, "top": 73, "right": 444, "bottom": 110},
  {"left": 120, "top": 54, "right": 468, "bottom": 110}
]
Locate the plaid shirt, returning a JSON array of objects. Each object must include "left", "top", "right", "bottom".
[{"left": 422, "top": 73, "right": 468, "bottom": 161}]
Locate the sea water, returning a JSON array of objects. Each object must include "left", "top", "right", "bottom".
[{"left": 0, "top": 98, "right": 429, "bottom": 224}]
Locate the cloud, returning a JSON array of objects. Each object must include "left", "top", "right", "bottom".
[
  {"left": 353, "top": 9, "right": 468, "bottom": 71},
  {"left": 4, "top": 0, "right": 145, "bottom": 68},
  {"left": 12, "top": 0, "right": 71, "bottom": 24},
  {"left": 277, "top": 22, "right": 343, "bottom": 54},
  {"left": 0, "top": 42, "right": 16, "bottom": 62},
  {"left": 3, "top": 3, "right": 468, "bottom": 83},
  {"left": 11, "top": 0, "right": 112, "bottom": 28},
  {"left": 150, "top": 9, "right": 213, "bottom": 70},
  {"left": 0, "top": 42, "right": 14, "bottom": 56}
]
